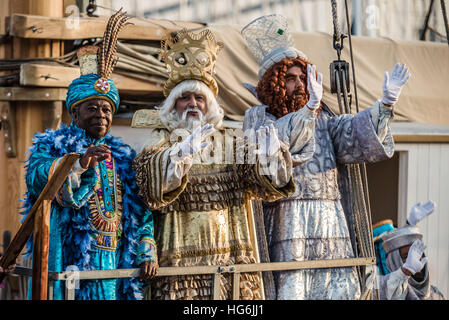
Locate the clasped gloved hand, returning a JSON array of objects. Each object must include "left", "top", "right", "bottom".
[
  {"left": 178, "top": 123, "right": 215, "bottom": 159},
  {"left": 255, "top": 124, "right": 281, "bottom": 158}
]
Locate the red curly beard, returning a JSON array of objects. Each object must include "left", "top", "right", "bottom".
[{"left": 256, "top": 57, "right": 315, "bottom": 119}]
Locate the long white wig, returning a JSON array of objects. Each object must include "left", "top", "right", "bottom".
[{"left": 157, "top": 80, "right": 224, "bottom": 131}]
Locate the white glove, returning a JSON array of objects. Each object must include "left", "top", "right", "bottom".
[
  {"left": 305, "top": 64, "right": 323, "bottom": 111},
  {"left": 178, "top": 123, "right": 215, "bottom": 158},
  {"left": 255, "top": 124, "right": 281, "bottom": 158},
  {"left": 381, "top": 63, "right": 411, "bottom": 106},
  {"left": 407, "top": 200, "right": 436, "bottom": 226},
  {"left": 402, "top": 240, "right": 428, "bottom": 275}
]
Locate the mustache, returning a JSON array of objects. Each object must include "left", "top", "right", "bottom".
[
  {"left": 291, "top": 87, "right": 307, "bottom": 96},
  {"left": 181, "top": 107, "right": 203, "bottom": 122},
  {"left": 90, "top": 121, "right": 108, "bottom": 126}
]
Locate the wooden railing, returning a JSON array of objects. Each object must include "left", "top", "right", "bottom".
[
  {"left": 0, "top": 152, "right": 377, "bottom": 300},
  {"left": 10, "top": 257, "right": 376, "bottom": 300},
  {"left": 0, "top": 153, "right": 79, "bottom": 300}
]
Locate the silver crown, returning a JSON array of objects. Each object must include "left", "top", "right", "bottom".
[
  {"left": 241, "top": 14, "right": 308, "bottom": 79},
  {"left": 381, "top": 225, "right": 423, "bottom": 255}
]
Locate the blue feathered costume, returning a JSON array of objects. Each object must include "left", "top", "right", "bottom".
[{"left": 21, "top": 72, "right": 157, "bottom": 300}]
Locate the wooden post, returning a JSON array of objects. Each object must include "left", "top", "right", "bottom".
[
  {"left": 232, "top": 272, "right": 240, "bottom": 300},
  {"left": 0, "top": 0, "right": 13, "bottom": 246},
  {"left": 212, "top": 273, "right": 222, "bottom": 300},
  {"left": 31, "top": 200, "right": 51, "bottom": 300},
  {"left": 0, "top": 154, "right": 79, "bottom": 286}
]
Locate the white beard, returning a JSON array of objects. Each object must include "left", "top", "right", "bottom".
[{"left": 176, "top": 107, "right": 204, "bottom": 132}]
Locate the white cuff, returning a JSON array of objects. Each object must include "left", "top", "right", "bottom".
[
  {"left": 72, "top": 159, "right": 88, "bottom": 175},
  {"left": 168, "top": 143, "right": 192, "bottom": 163},
  {"left": 398, "top": 268, "right": 412, "bottom": 280},
  {"left": 301, "top": 105, "right": 318, "bottom": 120}
]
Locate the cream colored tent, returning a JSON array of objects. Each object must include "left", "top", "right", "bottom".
[{"left": 208, "top": 25, "right": 449, "bottom": 125}]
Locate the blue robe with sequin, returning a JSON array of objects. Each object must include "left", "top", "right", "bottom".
[{"left": 21, "top": 122, "right": 156, "bottom": 300}]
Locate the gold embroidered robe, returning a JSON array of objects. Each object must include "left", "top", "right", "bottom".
[{"left": 133, "top": 129, "right": 295, "bottom": 300}]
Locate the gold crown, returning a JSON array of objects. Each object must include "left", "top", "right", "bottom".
[{"left": 161, "top": 28, "right": 223, "bottom": 97}]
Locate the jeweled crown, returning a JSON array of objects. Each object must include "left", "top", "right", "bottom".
[
  {"left": 161, "top": 28, "right": 223, "bottom": 97},
  {"left": 241, "top": 14, "right": 308, "bottom": 80}
]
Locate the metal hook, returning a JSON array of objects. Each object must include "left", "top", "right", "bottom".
[
  {"left": 333, "top": 33, "right": 347, "bottom": 60},
  {"left": 86, "top": 0, "right": 98, "bottom": 17},
  {"left": 28, "top": 25, "right": 43, "bottom": 33}
]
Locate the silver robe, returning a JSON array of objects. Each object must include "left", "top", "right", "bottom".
[{"left": 243, "top": 101, "right": 394, "bottom": 300}]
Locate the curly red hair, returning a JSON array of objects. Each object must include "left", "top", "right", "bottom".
[{"left": 256, "top": 57, "right": 313, "bottom": 119}]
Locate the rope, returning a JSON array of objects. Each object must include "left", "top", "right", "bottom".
[
  {"left": 331, "top": 0, "right": 342, "bottom": 43},
  {"left": 420, "top": 0, "right": 435, "bottom": 40},
  {"left": 441, "top": 0, "right": 449, "bottom": 45},
  {"left": 343, "top": 0, "right": 375, "bottom": 260},
  {"left": 344, "top": 0, "right": 360, "bottom": 113},
  {"left": 331, "top": 0, "right": 377, "bottom": 300}
]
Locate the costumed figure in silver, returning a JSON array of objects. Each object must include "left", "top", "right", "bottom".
[{"left": 241, "top": 14, "right": 411, "bottom": 300}]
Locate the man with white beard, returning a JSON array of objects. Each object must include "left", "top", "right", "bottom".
[{"left": 132, "top": 28, "right": 316, "bottom": 300}]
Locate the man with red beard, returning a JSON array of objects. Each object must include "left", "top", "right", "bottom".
[{"left": 241, "top": 14, "right": 410, "bottom": 300}]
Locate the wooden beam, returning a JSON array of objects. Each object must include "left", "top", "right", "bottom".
[
  {"left": 9, "top": 13, "right": 204, "bottom": 40},
  {"left": 20, "top": 63, "right": 80, "bottom": 87},
  {"left": 0, "top": 153, "right": 79, "bottom": 284},
  {"left": 19, "top": 63, "right": 163, "bottom": 94},
  {"left": 0, "top": 87, "right": 67, "bottom": 101},
  {"left": 110, "top": 73, "right": 162, "bottom": 95},
  {"left": 393, "top": 134, "right": 449, "bottom": 143},
  {"left": 15, "top": 256, "right": 376, "bottom": 282},
  {"left": 112, "top": 117, "right": 132, "bottom": 126},
  {"left": 31, "top": 199, "right": 51, "bottom": 300}
]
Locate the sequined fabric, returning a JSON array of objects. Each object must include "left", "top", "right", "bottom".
[
  {"left": 88, "top": 158, "right": 123, "bottom": 251},
  {"left": 133, "top": 132, "right": 297, "bottom": 300},
  {"left": 265, "top": 200, "right": 361, "bottom": 299},
  {"left": 152, "top": 204, "right": 263, "bottom": 300}
]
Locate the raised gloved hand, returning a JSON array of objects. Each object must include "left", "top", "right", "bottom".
[
  {"left": 305, "top": 64, "right": 323, "bottom": 111},
  {"left": 178, "top": 123, "right": 215, "bottom": 158},
  {"left": 381, "top": 63, "right": 411, "bottom": 106},
  {"left": 255, "top": 124, "right": 281, "bottom": 158},
  {"left": 407, "top": 200, "right": 436, "bottom": 226},
  {"left": 402, "top": 240, "right": 428, "bottom": 275}
]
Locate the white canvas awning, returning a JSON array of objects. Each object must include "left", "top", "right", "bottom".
[{"left": 209, "top": 25, "right": 449, "bottom": 126}]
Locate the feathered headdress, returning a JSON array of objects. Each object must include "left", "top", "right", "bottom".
[{"left": 66, "top": 9, "right": 132, "bottom": 114}]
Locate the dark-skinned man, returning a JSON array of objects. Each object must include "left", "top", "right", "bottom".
[{"left": 21, "top": 11, "right": 157, "bottom": 300}]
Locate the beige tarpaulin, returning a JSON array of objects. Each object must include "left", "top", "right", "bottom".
[{"left": 209, "top": 25, "right": 449, "bottom": 125}]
